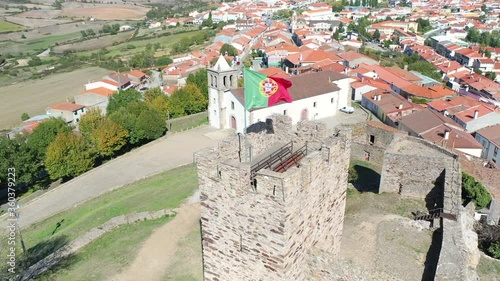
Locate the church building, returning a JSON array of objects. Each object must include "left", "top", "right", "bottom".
[{"left": 207, "top": 55, "right": 351, "bottom": 133}]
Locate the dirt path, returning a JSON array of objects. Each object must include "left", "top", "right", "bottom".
[{"left": 108, "top": 203, "right": 201, "bottom": 281}]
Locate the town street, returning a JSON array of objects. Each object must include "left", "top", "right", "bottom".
[{"left": 0, "top": 126, "right": 231, "bottom": 229}]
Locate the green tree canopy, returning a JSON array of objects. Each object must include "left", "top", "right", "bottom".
[
  {"left": 45, "top": 133, "right": 97, "bottom": 180},
  {"left": 28, "top": 118, "right": 72, "bottom": 159},
  {"left": 21, "top": 113, "right": 30, "bottom": 121},
  {"left": 372, "top": 29, "right": 381, "bottom": 41},
  {"left": 186, "top": 68, "right": 208, "bottom": 97},
  {"left": 0, "top": 136, "right": 43, "bottom": 188},
  {"left": 220, "top": 44, "right": 238, "bottom": 57},
  {"left": 92, "top": 119, "right": 129, "bottom": 157},
  {"left": 156, "top": 56, "right": 173, "bottom": 66},
  {"left": 462, "top": 172, "right": 492, "bottom": 209},
  {"left": 79, "top": 108, "right": 105, "bottom": 141},
  {"left": 171, "top": 84, "right": 208, "bottom": 115},
  {"left": 107, "top": 88, "right": 141, "bottom": 115}
]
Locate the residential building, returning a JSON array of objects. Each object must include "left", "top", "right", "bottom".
[
  {"left": 75, "top": 87, "right": 116, "bottom": 114},
  {"left": 361, "top": 89, "right": 420, "bottom": 127},
  {"left": 337, "top": 50, "right": 379, "bottom": 68},
  {"left": 46, "top": 102, "right": 86, "bottom": 125},
  {"left": 474, "top": 124, "right": 500, "bottom": 164}
]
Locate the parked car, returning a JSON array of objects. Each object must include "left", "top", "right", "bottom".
[{"left": 340, "top": 106, "right": 354, "bottom": 114}]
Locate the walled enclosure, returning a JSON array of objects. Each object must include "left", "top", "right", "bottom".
[{"left": 195, "top": 115, "right": 352, "bottom": 281}]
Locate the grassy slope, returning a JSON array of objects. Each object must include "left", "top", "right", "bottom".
[
  {"left": 37, "top": 216, "right": 172, "bottom": 281},
  {"left": 0, "top": 21, "right": 24, "bottom": 32},
  {"left": 477, "top": 254, "right": 500, "bottom": 281},
  {"left": 22, "top": 165, "right": 198, "bottom": 258}
]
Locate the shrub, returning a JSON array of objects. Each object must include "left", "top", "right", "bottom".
[
  {"left": 462, "top": 172, "right": 492, "bottom": 209},
  {"left": 348, "top": 164, "right": 358, "bottom": 183},
  {"left": 488, "top": 241, "right": 500, "bottom": 259}
]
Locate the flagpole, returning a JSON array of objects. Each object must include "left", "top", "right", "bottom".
[{"left": 243, "top": 67, "right": 248, "bottom": 162}]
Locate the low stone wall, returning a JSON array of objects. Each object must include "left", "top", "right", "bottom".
[{"left": 16, "top": 209, "right": 175, "bottom": 281}]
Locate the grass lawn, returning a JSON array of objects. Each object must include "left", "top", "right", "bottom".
[
  {"left": 477, "top": 254, "right": 500, "bottom": 281},
  {"left": 0, "top": 21, "right": 24, "bottom": 32},
  {"left": 36, "top": 216, "right": 172, "bottom": 281},
  {"left": 162, "top": 227, "right": 203, "bottom": 281},
  {"left": 19, "top": 164, "right": 199, "bottom": 269},
  {"left": 168, "top": 112, "right": 208, "bottom": 133}
]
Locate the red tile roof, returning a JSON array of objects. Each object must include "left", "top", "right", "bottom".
[
  {"left": 79, "top": 87, "right": 116, "bottom": 97},
  {"left": 49, "top": 102, "right": 85, "bottom": 112},
  {"left": 475, "top": 124, "right": 500, "bottom": 147}
]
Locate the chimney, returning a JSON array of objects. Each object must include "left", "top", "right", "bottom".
[
  {"left": 473, "top": 110, "right": 479, "bottom": 119},
  {"left": 378, "top": 95, "right": 382, "bottom": 101},
  {"left": 398, "top": 104, "right": 403, "bottom": 109},
  {"left": 444, "top": 130, "right": 450, "bottom": 140},
  {"left": 448, "top": 61, "right": 451, "bottom": 67},
  {"left": 404, "top": 65, "right": 408, "bottom": 71}
]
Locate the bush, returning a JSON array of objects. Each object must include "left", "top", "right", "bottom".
[
  {"left": 462, "top": 172, "right": 492, "bottom": 209},
  {"left": 488, "top": 241, "right": 500, "bottom": 259},
  {"left": 348, "top": 164, "right": 358, "bottom": 183}
]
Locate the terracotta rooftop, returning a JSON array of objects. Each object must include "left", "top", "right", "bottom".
[
  {"left": 399, "top": 108, "right": 461, "bottom": 135},
  {"left": 49, "top": 102, "right": 85, "bottom": 112},
  {"left": 79, "top": 87, "right": 116, "bottom": 97}
]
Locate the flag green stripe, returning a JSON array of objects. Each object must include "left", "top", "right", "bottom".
[{"left": 244, "top": 68, "right": 268, "bottom": 109}]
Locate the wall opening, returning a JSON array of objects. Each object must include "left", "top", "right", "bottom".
[
  {"left": 230, "top": 116, "right": 237, "bottom": 130},
  {"left": 369, "top": 135, "right": 375, "bottom": 145},
  {"left": 301, "top": 108, "right": 308, "bottom": 121}
]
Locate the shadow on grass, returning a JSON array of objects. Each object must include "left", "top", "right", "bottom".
[
  {"left": 421, "top": 225, "right": 443, "bottom": 281},
  {"left": 351, "top": 164, "right": 381, "bottom": 193},
  {"left": 2, "top": 235, "right": 78, "bottom": 280}
]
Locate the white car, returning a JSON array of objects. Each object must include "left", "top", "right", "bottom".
[{"left": 340, "top": 106, "right": 354, "bottom": 114}]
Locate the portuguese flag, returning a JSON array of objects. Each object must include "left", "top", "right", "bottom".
[{"left": 244, "top": 68, "right": 293, "bottom": 110}]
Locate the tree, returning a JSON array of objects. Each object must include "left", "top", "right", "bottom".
[
  {"left": 109, "top": 108, "right": 141, "bottom": 144},
  {"left": 21, "top": 113, "right": 30, "bottom": 121},
  {"left": 92, "top": 119, "right": 129, "bottom": 157},
  {"left": 28, "top": 118, "right": 72, "bottom": 159},
  {"left": 0, "top": 137, "right": 42, "bottom": 189},
  {"left": 107, "top": 88, "right": 141, "bottom": 115},
  {"left": 79, "top": 108, "right": 104, "bottom": 141},
  {"left": 45, "top": 133, "right": 97, "bottom": 180},
  {"left": 156, "top": 56, "right": 173, "bottom": 66},
  {"left": 81, "top": 30, "right": 87, "bottom": 37},
  {"left": 136, "top": 107, "right": 166, "bottom": 140},
  {"left": 488, "top": 241, "right": 500, "bottom": 259},
  {"left": 372, "top": 29, "right": 381, "bottom": 41},
  {"left": 466, "top": 28, "right": 480, "bottom": 43},
  {"left": 171, "top": 84, "right": 208, "bottom": 115},
  {"left": 462, "top": 172, "right": 492, "bottom": 209},
  {"left": 220, "top": 44, "right": 238, "bottom": 56},
  {"left": 348, "top": 164, "right": 358, "bottom": 183},
  {"left": 186, "top": 68, "right": 208, "bottom": 97},
  {"left": 485, "top": 72, "right": 497, "bottom": 81}
]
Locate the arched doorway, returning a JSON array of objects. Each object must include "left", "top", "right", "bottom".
[
  {"left": 301, "top": 109, "right": 308, "bottom": 121},
  {"left": 230, "top": 116, "right": 237, "bottom": 130}
]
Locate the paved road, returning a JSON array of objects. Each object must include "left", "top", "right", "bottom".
[{"left": 0, "top": 126, "right": 230, "bottom": 229}]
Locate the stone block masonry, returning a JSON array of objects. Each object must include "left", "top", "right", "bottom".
[{"left": 195, "top": 115, "right": 352, "bottom": 281}]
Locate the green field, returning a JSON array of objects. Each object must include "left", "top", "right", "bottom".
[
  {"left": 0, "top": 32, "right": 81, "bottom": 55},
  {"left": 0, "top": 21, "right": 24, "bottom": 32},
  {"left": 76, "top": 29, "right": 206, "bottom": 58},
  {"left": 10, "top": 164, "right": 199, "bottom": 277}
]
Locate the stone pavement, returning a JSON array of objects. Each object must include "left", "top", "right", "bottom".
[{"left": 0, "top": 126, "right": 231, "bottom": 229}]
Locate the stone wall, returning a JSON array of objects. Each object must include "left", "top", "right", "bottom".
[
  {"left": 435, "top": 204, "right": 480, "bottom": 281},
  {"left": 196, "top": 115, "right": 351, "bottom": 281},
  {"left": 379, "top": 134, "right": 462, "bottom": 215}
]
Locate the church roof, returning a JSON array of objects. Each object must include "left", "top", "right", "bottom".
[
  {"left": 213, "top": 55, "right": 233, "bottom": 72},
  {"left": 231, "top": 70, "right": 346, "bottom": 110}
]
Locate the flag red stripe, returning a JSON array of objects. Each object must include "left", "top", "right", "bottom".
[{"left": 267, "top": 76, "right": 293, "bottom": 107}]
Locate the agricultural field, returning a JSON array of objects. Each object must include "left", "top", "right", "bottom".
[
  {"left": 52, "top": 30, "right": 135, "bottom": 53},
  {"left": 5, "top": 15, "right": 71, "bottom": 28},
  {"left": 77, "top": 29, "right": 205, "bottom": 58},
  {"left": 61, "top": 5, "right": 150, "bottom": 20},
  {"left": 0, "top": 20, "right": 24, "bottom": 32},
  {"left": 0, "top": 21, "right": 104, "bottom": 42},
  {"left": 0, "top": 31, "right": 82, "bottom": 55},
  {"left": 0, "top": 67, "right": 110, "bottom": 130}
]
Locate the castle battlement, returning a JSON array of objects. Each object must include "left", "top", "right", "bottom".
[{"left": 195, "top": 115, "right": 352, "bottom": 281}]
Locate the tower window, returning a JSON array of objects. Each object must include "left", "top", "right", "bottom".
[
  {"left": 369, "top": 135, "right": 375, "bottom": 144},
  {"left": 331, "top": 98, "right": 334, "bottom": 103},
  {"left": 313, "top": 102, "right": 317, "bottom": 108},
  {"left": 283, "top": 109, "right": 287, "bottom": 115},
  {"left": 231, "top": 101, "right": 234, "bottom": 110}
]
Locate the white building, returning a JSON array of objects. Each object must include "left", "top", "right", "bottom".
[
  {"left": 207, "top": 56, "right": 350, "bottom": 133},
  {"left": 475, "top": 124, "right": 500, "bottom": 164}
]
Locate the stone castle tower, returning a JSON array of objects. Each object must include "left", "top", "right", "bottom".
[
  {"left": 207, "top": 55, "right": 239, "bottom": 129},
  {"left": 195, "top": 115, "right": 351, "bottom": 281}
]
